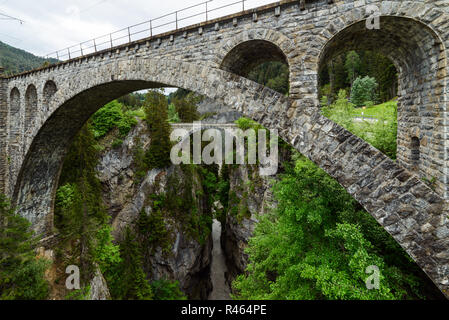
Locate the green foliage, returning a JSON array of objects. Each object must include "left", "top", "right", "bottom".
[
  {"left": 321, "top": 90, "right": 355, "bottom": 131},
  {"left": 320, "top": 95, "right": 329, "bottom": 108},
  {"left": 235, "top": 117, "right": 263, "bottom": 131},
  {"left": 0, "top": 194, "right": 49, "bottom": 300},
  {"left": 322, "top": 92, "right": 397, "bottom": 159},
  {"left": 91, "top": 100, "right": 137, "bottom": 139},
  {"left": 247, "top": 62, "right": 289, "bottom": 95},
  {"left": 350, "top": 76, "right": 379, "bottom": 107},
  {"left": 232, "top": 156, "right": 434, "bottom": 300},
  {"left": 0, "top": 41, "right": 57, "bottom": 75},
  {"left": 112, "top": 138, "right": 124, "bottom": 149},
  {"left": 168, "top": 103, "right": 181, "bottom": 123},
  {"left": 173, "top": 93, "right": 200, "bottom": 123},
  {"left": 167, "top": 88, "right": 191, "bottom": 104},
  {"left": 151, "top": 278, "right": 187, "bottom": 300},
  {"left": 137, "top": 202, "right": 170, "bottom": 254},
  {"left": 65, "top": 285, "right": 91, "bottom": 300},
  {"left": 55, "top": 124, "right": 109, "bottom": 283},
  {"left": 320, "top": 51, "right": 397, "bottom": 103},
  {"left": 144, "top": 90, "right": 172, "bottom": 169},
  {"left": 345, "top": 51, "right": 361, "bottom": 85},
  {"left": 117, "top": 93, "right": 145, "bottom": 109},
  {"left": 94, "top": 225, "right": 122, "bottom": 281},
  {"left": 109, "top": 228, "right": 154, "bottom": 300}
]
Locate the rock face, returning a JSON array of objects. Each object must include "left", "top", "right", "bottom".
[
  {"left": 89, "top": 266, "right": 111, "bottom": 300},
  {"left": 221, "top": 164, "right": 276, "bottom": 287},
  {"left": 197, "top": 97, "right": 242, "bottom": 124},
  {"left": 97, "top": 120, "right": 213, "bottom": 299}
]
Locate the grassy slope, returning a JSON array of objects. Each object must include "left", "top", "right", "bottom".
[{"left": 351, "top": 98, "right": 398, "bottom": 119}]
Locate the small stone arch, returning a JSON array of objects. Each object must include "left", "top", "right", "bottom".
[
  {"left": 316, "top": 14, "right": 448, "bottom": 198},
  {"left": 9, "top": 88, "right": 21, "bottom": 141},
  {"left": 8, "top": 87, "right": 21, "bottom": 196},
  {"left": 215, "top": 28, "right": 295, "bottom": 79},
  {"left": 25, "top": 84, "right": 38, "bottom": 131},
  {"left": 43, "top": 80, "right": 57, "bottom": 112}
]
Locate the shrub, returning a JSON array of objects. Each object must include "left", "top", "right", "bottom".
[
  {"left": 91, "top": 100, "right": 137, "bottom": 139},
  {"left": 350, "top": 76, "right": 378, "bottom": 107}
]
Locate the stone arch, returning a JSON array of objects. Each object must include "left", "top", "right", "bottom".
[
  {"left": 8, "top": 87, "right": 21, "bottom": 196},
  {"left": 25, "top": 84, "right": 38, "bottom": 132},
  {"left": 9, "top": 87, "right": 21, "bottom": 142},
  {"left": 43, "top": 80, "right": 57, "bottom": 112},
  {"left": 11, "top": 58, "right": 449, "bottom": 297},
  {"left": 215, "top": 28, "right": 295, "bottom": 67},
  {"left": 317, "top": 15, "right": 449, "bottom": 198},
  {"left": 12, "top": 59, "right": 288, "bottom": 237},
  {"left": 215, "top": 28, "right": 295, "bottom": 83},
  {"left": 220, "top": 39, "right": 289, "bottom": 78}
]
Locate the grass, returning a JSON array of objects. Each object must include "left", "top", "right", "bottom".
[{"left": 350, "top": 98, "right": 398, "bottom": 119}]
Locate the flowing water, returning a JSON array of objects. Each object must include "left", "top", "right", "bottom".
[{"left": 208, "top": 219, "right": 231, "bottom": 300}]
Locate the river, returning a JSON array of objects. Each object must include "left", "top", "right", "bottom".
[{"left": 208, "top": 219, "right": 231, "bottom": 300}]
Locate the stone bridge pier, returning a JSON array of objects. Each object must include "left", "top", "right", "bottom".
[{"left": 0, "top": 0, "right": 449, "bottom": 297}]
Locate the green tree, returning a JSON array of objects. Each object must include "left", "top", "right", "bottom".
[
  {"left": 0, "top": 195, "right": 49, "bottom": 300},
  {"left": 168, "top": 103, "right": 181, "bottom": 123},
  {"left": 55, "top": 124, "right": 109, "bottom": 284},
  {"left": 144, "top": 90, "right": 172, "bottom": 169},
  {"left": 151, "top": 279, "right": 187, "bottom": 300},
  {"left": 232, "top": 155, "right": 435, "bottom": 300},
  {"left": 350, "top": 76, "right": 379, "bottom": 107},
  {"left": 113, "top": 228, "right": 153, "bottom": 300},
  {"left": 173, "top": 93, "right": 200, "bottom": 123},
  {"left": 345, "top": 51, "right": 361, "bottom": 86},
  {"left": 247, "top": 62, "right": 289, "bottom": 95}
]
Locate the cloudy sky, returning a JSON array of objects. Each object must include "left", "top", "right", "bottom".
[{"left": 0, "top": 0, "right": 274, "bottom": 58}]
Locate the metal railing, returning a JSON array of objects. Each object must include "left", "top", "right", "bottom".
[{"left": 45, "top": 0, "right": 255, "bottom": 61}]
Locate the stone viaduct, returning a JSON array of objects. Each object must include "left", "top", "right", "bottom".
[{"left": 0, "top": 0, "right": 449, "bottom": 297}]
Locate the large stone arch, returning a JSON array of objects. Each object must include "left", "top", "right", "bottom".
[
  {"left": 314, "top": 6, "right": 449, "bottom": 199},
  {"left": 12, "top": 58, "right": 449, "bottom": 297},
  {"left": 12, "top": 59, "right": 289, "bottom": 237}
]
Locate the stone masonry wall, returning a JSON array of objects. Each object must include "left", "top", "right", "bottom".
[
  {"left": 0, "top": 0, "right": 448, "bottom": 297},
  {"left": 0, "top": 79, "right": 6, "bottom": 195}
]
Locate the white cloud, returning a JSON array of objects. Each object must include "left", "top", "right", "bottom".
[{"left": 0, "top": 0, "right": 274, "bottom": 57}]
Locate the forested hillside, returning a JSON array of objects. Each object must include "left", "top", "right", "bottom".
[{"left": 0, "top": 41, "right": 56, "bottom": 75}]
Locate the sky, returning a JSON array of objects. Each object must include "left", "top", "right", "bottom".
[{"left": 0, "top": 0, "right": 275, "bottom": 58}]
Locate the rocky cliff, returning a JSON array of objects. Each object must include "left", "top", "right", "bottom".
[{"left": 97, "top": 120, "right": 213, "bottom": 299}]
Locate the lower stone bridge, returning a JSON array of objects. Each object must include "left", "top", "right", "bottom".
[{"left": 0, "top": 0, "right": 448, "bottom": 297}]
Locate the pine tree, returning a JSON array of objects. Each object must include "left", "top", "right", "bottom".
[
  {"left": 0, "top": 194, "right": 49, "bottom": 299},
  {"left": 173, "top": 93, "right": 200, "bottom": 123},
  {"left": 116, "top": 228, "right": 153, "bottom": 300},
  {"left": 144, "top": 90, "right": 172, "bottom": 169},
  {"left": 350, "top": 76, "right": 379, "bottom": 107},
  {"left": 345, "top": 51, "right": 361, "bottom": 86}
]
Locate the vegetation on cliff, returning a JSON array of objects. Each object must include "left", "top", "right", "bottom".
[{"left": 0, "top": 195, "right": 49, "bottom": 299}]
